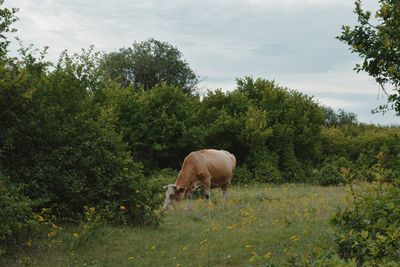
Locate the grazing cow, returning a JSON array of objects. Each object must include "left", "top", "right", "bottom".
[{"left": 163, "top": 149, "right": 236, "bottom": 210}]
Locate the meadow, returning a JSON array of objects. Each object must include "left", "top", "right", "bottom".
[{"left": 2, "top": 184, "right": 349, "bottom": 267}]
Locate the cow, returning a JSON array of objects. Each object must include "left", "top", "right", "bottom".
[{"left": 163, "top": 149, "right": 236, "bottom": 210}]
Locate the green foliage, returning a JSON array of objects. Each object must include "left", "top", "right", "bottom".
[
  {"left": 199, "top": 90, "right": 247, "bottom": 160},
  {"left": 320, "top": 125, "right": 400, "bottom": 182},
  {"left": 231, "top": 165, "right": 254, "bottom": 184},
  {"left": 323, "top": 107, "right": 358, "bottom": 127},
  {"left": 148, "top": 168, "right": 178, "bottom": 186},
  {"left": 0, "top": 0, "right": 18, "bottom": 58},
  {"left": 312, "top": 157, "right": 353, "bottom": 186},
  {"left": 198, "top": 78, "right": 324, "bottom": 183},
  {"left": 0, "top": 46, "right": 163, "bottom": 226},
  {"left": 100, "top": 38, "right": 199, "bottom": 94},
  {"left": 0, "top": 172, "right": 39, "bottom": 256},
  {"left": 248, "top": 150, "right": 282, "bottom": 183},
  {"left": 310, "top": 248, "right": 357, "bottom": 267},
  {"left": 67, "top": 207, "right": 106, "bottom": 249},
  {"left": 110, "top": 76, "right": 328, "bottom": 184},
  {"left": 116, "top": 84, "right": 204, "bottom": 171},
  {"left": 332, "top": 157, "right": 400, "bottom": 265},
  {"left": 236, "top": 77, "right": 324, "bottom": 181},
  {"left": 338, "top": 0, "right": 400, "bottom": 114}
]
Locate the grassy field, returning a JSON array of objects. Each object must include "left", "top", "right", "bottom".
[{"left": 3, "top": 184, "right": 349, "bottom": 266}]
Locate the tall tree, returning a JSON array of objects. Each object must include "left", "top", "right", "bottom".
[
  {"left": 100, "top": 38, "right": 199, "bottom": 94},
  {"left": 338, "top": 0, "right": 400, "bottom": 114}
]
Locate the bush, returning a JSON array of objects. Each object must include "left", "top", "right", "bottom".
[
  {"left": 232, "top": 165, "right": 254, "bottom": 184},
  {"left": 310, "top": 249, "right": 357, "bottom": 267},
  {"left": 148, "top": 168, "right": 178, "bottom": 186},
  {"left": 117, "top": 84, "right": 204, "bottom": 171},
  {"left": 333, "top": 182, "right": 400, "bottom": 265},
  {"left": 312, "top": 157, "right": 352, "bottom": 186},
  {"left": 279, "top": 144, "right": 306, "bottom": 182},
  {"left": 331, "top": 159, "right": 400, "bottom": 265},
  {"left": 245, "top": 150, "right": 282, "bottom": 183},
  {"left": 0, "top": 172, "right": 39, "bottom": 256},
  {"left": 0, "top": 48, "right": 164, "bottom": 226}
]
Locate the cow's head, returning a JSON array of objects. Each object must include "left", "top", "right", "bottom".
[{"left": 163, "top": 184, "right": 185, "bottom": 210}]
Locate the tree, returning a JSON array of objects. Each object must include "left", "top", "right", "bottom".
[
  {"left": 116, "top": 84, "right": 204, "bottom": 171},
  {"left": 100, "top": 38, "right": 199, "bottom": 94},
  {"left": 323, "top": 107, "right": 358, "bottom": 127},
  {"left": 338, "top": 0, "right": 400, "bottom": 114},
  {"left": 0, "top": 43, "right": 163, "bottom": 225},
  {"left": 0, "top": 0, "right": 18, "bottom": 58}
]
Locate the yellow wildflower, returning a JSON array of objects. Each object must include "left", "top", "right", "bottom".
[
  {"left": 72, "top": 232, "right": 79, "bottom": 238},
  {"left": 48, "top": 231, "right": 57, "bottom": 238},
  {"left": 263, "top": 252, "right": 272, "bottom": 259},
  {"left": 249, "top": 255, "right": 257, "bottom": 263},
  {"left": 200, "top": 239, "right": 208, "bottom": 245},
  {"left": 34, "top": 214, "right": 45, "bottom": 222}
]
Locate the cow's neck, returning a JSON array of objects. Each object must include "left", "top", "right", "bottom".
[{"left": 175, "top": 168, "right": 193, "bottom": 190}]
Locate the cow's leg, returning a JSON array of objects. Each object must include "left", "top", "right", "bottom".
[
  {"left": 204, "top": 177, "right": 212, "bottom": 205},
  {"left": 221, "top": 184, "right": 229, "bottom": 202},
  {"left": 185, "top": 192, "right": 193, "bottom": 210},
  {"left": 204, "top": 186, "right": 211, "bottom": 204}
]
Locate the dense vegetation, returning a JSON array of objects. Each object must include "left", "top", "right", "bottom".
[{"left": 1, "top": 0, "right": 400, "bottom": 264}]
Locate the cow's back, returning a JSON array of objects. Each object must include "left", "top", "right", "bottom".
[
  {"left": 177, "top": 149, "right": 236, "bottom": 189},
  {"left": 198, "top": 149, "right": 236, "bottom": 186}
]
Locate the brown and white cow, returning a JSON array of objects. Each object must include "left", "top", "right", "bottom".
[{"left": 163, "top": 149, "right": 236, "bottom": 210}]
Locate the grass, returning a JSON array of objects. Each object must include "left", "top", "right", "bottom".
[{"left": 2, "top": 184, "right": 349, "bottom": 266}]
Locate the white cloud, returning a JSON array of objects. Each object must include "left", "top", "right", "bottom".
[
  {"left": 317, "top": 97, "right": 363, "bottom": 109},
  {"left": 277, "top": 63, "right": 381, "bottom": 95}
]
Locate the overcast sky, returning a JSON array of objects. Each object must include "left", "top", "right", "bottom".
[{"left": 8, "top": 0, "right": 399, "bottom": 124}]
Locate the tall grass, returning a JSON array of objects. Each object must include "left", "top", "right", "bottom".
[{"left": 2, "top": 184, "right": 348, "bottom": 266}]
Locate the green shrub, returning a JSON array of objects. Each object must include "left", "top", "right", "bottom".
[
  {"left": 246, "top": 150, "right": 282, "bottom": 183},
  {"left": 0, "top": 172, "right": 39, "bottom": 256},
  {"left": 148, "top": 168, "right": 178, "bottom": 187},
  {"left": 279, "top": 144, "right": 306, "bottom": 182},
  {"left": 333, "top": 182, "right": 400, "bottom": 265},
  {"left": 0, "top": 48, "right": 164, "bottom": 226},
  {"left": 310, "top": 249, "right": 357, "bottom": 267},
  {"left": 117, "top": 84, "right": 204, "bottom": 171},
  {"left": 313, "top": 157, "right": 352, "bottom": 186},
  {"left": 232, "top": 164, "right": 254, "bottom": 184},
  {"left": 331, "top": 158, "right": 400, "bottom": 265}
]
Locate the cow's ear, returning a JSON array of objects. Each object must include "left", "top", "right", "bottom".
[
  {"left": 163, "top": 184, "right": 177, "bottom": 190},
  {"left": 178, "top": 187, "right": 185, "bottom": 193}
]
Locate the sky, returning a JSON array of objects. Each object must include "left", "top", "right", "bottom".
[{"left": 7, "top": 0, "right": 399, "bottom": 124}]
